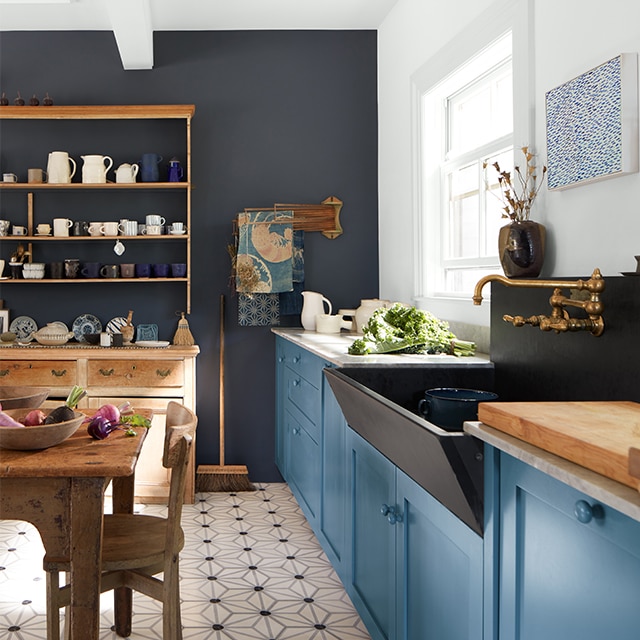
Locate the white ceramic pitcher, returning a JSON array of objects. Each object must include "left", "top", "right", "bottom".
[
  {"left": 301, "top": 291, "right": 332, "bottom": 331},
  {"left": 115, "top": 163, "right": 139, "bottom": 184},
  {"left": 47, "top": 151, "right": 77, "bottom": 184},
  {"left": 81, "top": 154, "right": 113, "bottom": 184}
]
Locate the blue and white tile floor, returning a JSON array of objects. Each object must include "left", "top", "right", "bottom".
[{"left": 0, "top": 483, "right": 370, "bottom": 639}]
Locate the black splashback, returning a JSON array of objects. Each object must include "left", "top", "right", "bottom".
[{"left": 490, "top": 275, "right": 640, "bottom": 402}]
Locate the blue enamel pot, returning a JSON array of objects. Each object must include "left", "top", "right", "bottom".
[{"left": 418, "top": 387, "right": 498, "bottom": 431}]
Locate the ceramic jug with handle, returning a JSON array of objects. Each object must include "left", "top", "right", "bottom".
[
  {"left": 81, "top": 155, "right": 113, "bottom": 184},
  {"left": 47, "top": 151, "right": 77, "bottom": 184},
  {"left": 115, "top": 163, "right": 139, "bottom": 184},
  {"left": 140, "top": 153, "right": 163, "bottom": 182},
  {"left": 167, "top": 158, "right": 184, "bottom": 182},
  {"left": 301, "top": 291, "right": 332, "bottom": 331},
  {"left": 355, "top": 298, "right": 390, "bottom": 333}
]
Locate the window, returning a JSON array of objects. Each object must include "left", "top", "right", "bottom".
[
  {"left": 411, "top": 0, "right": 533, "bottom": 326},
  {"left": 422, "top": 32, "right": 513, "bottom": 298}
]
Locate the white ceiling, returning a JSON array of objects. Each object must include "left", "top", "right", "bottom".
[{"left": 0, "top": 0, "right": 399, "bottom": 70}]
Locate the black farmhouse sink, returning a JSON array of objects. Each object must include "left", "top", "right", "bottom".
[{"left": 324, "top": 364, "right": 494, "bottom": 536}]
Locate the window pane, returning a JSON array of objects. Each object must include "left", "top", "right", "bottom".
[
  {"left": 448, "top": 164, "right": 479, "bottom": 259},
  {"left": 444, "top": 266, "right": 497, "bottom": 295}
]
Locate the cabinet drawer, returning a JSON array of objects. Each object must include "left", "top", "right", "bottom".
[
  {"left": 277, "top": 338, "right": 327, "bottom": 388},
  {"left": 0, "top": 360, "right": 77, "bottom": 386},
  {"left": 87, "top": 360, "right": 184, "bottom": 388},
  {"left": 284, "top": 365, "right": 320, "bottom": 442}
]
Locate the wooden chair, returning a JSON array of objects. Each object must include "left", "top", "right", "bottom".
[{"left": 44, "top": 401, "right": 197, "bottom": 639}]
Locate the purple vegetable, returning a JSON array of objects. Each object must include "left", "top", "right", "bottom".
[
  {"left": 94, "top": 403, "right": 120, "bottom": 424},
  {"left": 0, "top": 410, "right": 25, "bottom": 428},
  {"left": 87, "top": 415, "right": 118, "bottom": 440}
]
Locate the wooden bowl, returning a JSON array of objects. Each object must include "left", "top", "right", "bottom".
[
  {"left": 0, "top": 386, "right": 50, "bottom": 410},
  {"left": 0, "top": 409, "right": 85, "bottom": 450}
]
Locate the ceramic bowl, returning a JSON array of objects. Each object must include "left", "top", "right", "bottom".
[
  {"left": 0, "top": 386, "right": 49, "bottom": 410},
  {"left": 0, "top": 409, "right": 84, "bottom": 450}
]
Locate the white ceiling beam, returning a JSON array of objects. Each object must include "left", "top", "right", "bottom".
[{"left": 106, "top": 0, "right": 154, "bottom": 71}]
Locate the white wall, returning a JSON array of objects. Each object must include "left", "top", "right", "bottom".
[{"left": 378, "top": 0, "right": 640, "bottom": 331}]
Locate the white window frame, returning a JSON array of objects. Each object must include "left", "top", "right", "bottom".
[{"left": 410, "top": 0, "right": 534, "bottom": 327}]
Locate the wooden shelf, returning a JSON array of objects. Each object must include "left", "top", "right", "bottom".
[
  {"left": 0, "top": 182, "right": 189, "bottom": 190},
  {"left": 0, "top": 235, "right": 189, "bottom": 241},
  {"left": 0, "top": 104, "right": 195, "bottom": 120},
  {"left": 3, "top": 278, "right": 189, "bottom": 283}
]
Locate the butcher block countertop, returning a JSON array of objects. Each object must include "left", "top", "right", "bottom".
[{"left": 466, "top": 401, "right": 640, "bottom": 523}]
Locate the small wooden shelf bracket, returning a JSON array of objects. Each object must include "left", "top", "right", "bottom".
[{"left": 320, "top": 196, "right": 343, "bottom": 239}]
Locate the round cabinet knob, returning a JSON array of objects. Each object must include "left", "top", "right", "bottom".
[
  {"left": 574, "top": 499, "right": 595, "bottom": 523},
  {"left": 292, "top": 379, "right": 300, "bottom": 387},
  {"left": 278, "top": 356, "right": 284, "bottom": 363},
  {"left": 292, "top": 427, "right": 300, "bottom": 435},
  {"left": 292, "top": 356, "right": 300, "bottom": 363},
  {"left": 380, "top": 504, "right": 402, "bottom": 525},
  {"left": 380, "top": 504, "right": 391, "bottom": 516}
]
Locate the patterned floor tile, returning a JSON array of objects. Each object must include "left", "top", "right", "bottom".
[{"left": 0, "top": 484, "right": 370, "bottom": 639}]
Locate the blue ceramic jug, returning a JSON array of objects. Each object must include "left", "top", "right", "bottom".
[
  {"left": 167, "top": 158, "right": 184, "bottom": 183},
  {"left": 140, "top": 153, "right": 163, "bottom": 182}
]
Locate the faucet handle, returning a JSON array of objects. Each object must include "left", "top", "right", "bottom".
[{"left": 503, "top": 314, "right": 543, "bottom": 328}]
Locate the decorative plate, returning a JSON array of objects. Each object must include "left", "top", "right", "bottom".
[
  {"left": 136, "top": 323, "right": 158, "bottom": 342},
  {"left": 106, "top": 316, "right": 128, "bottom": 334},
  {"left": 72, "top": 314, "right": 102, "bottom": 342},
  {"left": 9, "top": 316, "right": 38, "bottom": 341},
  {"left": 136, "top": 340, "right": 170, "bottom": 348}
]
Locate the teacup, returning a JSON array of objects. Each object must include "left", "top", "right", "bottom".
[
  {"left": 316, "top": 313, "right": 353, "bottom": 334},
  {"left": 2, "top": 173, "right": 17, "bottom": 183},
  {"left": 119, "top": 220, "right": 138, "bottom": 236},
  {"left": 152, "top": 263, "right": 169, "bottom": 278},
  {"left": 64, "top": 258, "right": 80, "bottom": 279},
  {"left": 27, "top": 168, "right": 47, "bottom": 183},
  {"left": 100, "top": 221, "right": 119, "bottom": 236},
  {"left": 81, "top": 262, "right": 101, "bottom": 278},
  {"left": 142, "top": 224, "right": 162, "bottom": 236},
  {"left": 170, "top": 263, "right": 187, "bottom": 277},
  {"left": 88, "top": 222, "right": 103, "bottom": 237},
  {"left": 135, "top": 263, "right": 151, "bottom": 278},
  {"left": 146, "top": 214, "right": 165, "bottom": 227}
]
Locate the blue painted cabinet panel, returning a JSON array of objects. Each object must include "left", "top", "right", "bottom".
[
  {"left": 321, "top": 379, "right": 348, "bottom": 577},
  {"left": 396, "top": 469, "right": 483, "bottom": 640},
  {"left": 499, "top": 453, "right": 640, "bottom": 640},
  {"left": 347, "top": 427, "right": 397, "bottom": 640},
  {"left": 347, "top": 428, "right": 483, "bottom": 640}
]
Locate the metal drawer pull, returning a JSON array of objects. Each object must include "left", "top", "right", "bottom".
[
  {"left": 51, "top": 369, "right": 67, "bottom": 377},
  {"left": 156, "top": 369, "right": 172, "bottom": 377},
  {"left": 380, "top": 504, "right": 402, "bottom": 525},
  {"left": 574, "top": 499, "right": 604, "bottom": 523},
  {"left": 99, "top": 368, "right": 115, "bottom": 376},
  {"left": 0, "top": 369, "right": 9, "bottom": 377}
]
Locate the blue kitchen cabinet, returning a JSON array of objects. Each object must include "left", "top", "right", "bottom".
[
  {"left": 347, "top": 428, "right": 483, "bottom": 640},
  {"left": 499, "top": 453, "right": 640, "bottom": 640},
  {"left": 275, "top": 336, "right": 347, "bottom": 577}
]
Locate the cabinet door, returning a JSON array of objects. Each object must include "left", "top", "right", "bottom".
[
  {"left": 500, "top": 453, "right": 640, "bottom": 640},
  {"left": 347, "top": 428, "right": 396, "bottom": 640},
  {"left": 285, "top": 408, "right": 321, "bottom": 522},
  {"left": 320, "top": 371, "right": 347, "bottom": 576},
  {"left": 275, "top": 339, "right": 286, "bottom": 474},
  {"left": 396, "top": 470, "right": 483, "bottom": 640}
]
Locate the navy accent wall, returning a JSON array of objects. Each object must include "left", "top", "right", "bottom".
[
  {"left": 0, "top": 31, "right": 379, "bottom": 481},
  {"left": 490, "top": 276, "right": 639, "bottom": 402}
]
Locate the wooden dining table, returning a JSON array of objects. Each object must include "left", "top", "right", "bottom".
[{"left": 0, "top": 410, "right": 150, "bottom": 640}]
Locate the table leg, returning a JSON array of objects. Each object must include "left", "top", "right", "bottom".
[
  {"left": 112, "top": 474, "right": 135, "bottom": 637},
  {"left": 68, "top": 478, "right": 105, "bottom": 640}
]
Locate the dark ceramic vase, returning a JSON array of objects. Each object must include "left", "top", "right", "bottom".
[{"left": 498, "top": 220, "right": 546, "bottom": 278}]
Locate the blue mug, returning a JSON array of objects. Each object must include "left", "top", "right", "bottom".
[
  {"left": 140, "top": 153, "right": 163, "bottom": 182},
  {"left": 152, "top": 263, "right": 169, "bottom": 278},
  {"left": 135, "top": 263, "right": 151, "bottom": 278}
]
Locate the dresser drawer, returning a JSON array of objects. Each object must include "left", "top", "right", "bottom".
[
  {"left": 87, "top": 360, "right": 184, "bottom": 388},
  {"left": 0, "top": 360, "right": 77, "bottom": 386},
  {"left": 284, "top": 365, "right": 320, "bottom": 442}
]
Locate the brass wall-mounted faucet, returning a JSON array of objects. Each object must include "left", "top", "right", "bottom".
[{"left": 472, "top": 268, "right": 605, "bottom": 336}]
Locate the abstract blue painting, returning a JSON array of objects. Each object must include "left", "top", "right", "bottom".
[{"left": 546, "top": 53, "right": 638, "bottom": 190}]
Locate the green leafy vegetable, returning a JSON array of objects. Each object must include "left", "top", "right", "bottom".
[
  {"left": 348, "top": 303, "right": 476, "bottom": 357},
  {"left": 121, "top": 413, "right": 152, "bottom": 429}
]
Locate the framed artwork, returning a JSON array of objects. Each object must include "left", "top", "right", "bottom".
[
  {"left": 546, "top": 53, "right": 638, "bottom": 190},
  {"left": 0, "top": 310, "right": 9, "bottom": 333}
]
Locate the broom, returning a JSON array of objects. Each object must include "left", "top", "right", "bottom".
[{"left": 196, "top": 294, "right": 255, "bottom": 492}]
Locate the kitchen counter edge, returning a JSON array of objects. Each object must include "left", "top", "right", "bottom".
[
  {"left": 465, "top": 421, "right": 640, "bottom": 523},
  {"left": 272, "top": 328, "right": 491, "bottom": 368}
]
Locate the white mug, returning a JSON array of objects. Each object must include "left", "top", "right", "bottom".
[
  {"left": 119, "top": 220, "right": 138, "bottom": 236},
  {"left": 2, "top": 173, "right": 17, "bottom": 183},
  {"left": 100, "top": 332, "right": 112, "bottom": 347},
  {"left": 53, "top": 218, "right": 73, "bottom": 237},
  {"left": 146, "top": 214, "right": 166, "bottom": 226},
  {"left": 316, "top": 313, "right": 353, "bottom": 334},
  {"left": 88, "top": 222, "right": 103, "bottom": 237},
  {"left": 12, "top": 225, "right": 27, "bottom": 236},
  {"left": 100, "top": 221, "right": 119, "bottom": 236},
  {"left": 142, "top": 224, "right": 162, "bottom": 236}
]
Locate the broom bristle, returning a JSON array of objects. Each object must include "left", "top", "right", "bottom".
[
  {"left": 173, "top": 312, "right": 195, "bottom": 346},
  {"left": 196, "top": 464, "right": 255, "bottom": 492}
]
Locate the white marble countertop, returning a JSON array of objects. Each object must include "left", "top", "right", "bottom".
[
  {"left": 465, "top": 421, "right": 640, "bottom": 523},
  {"left": 272, "top": 327, "right": 492, "bottom": 368}
]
